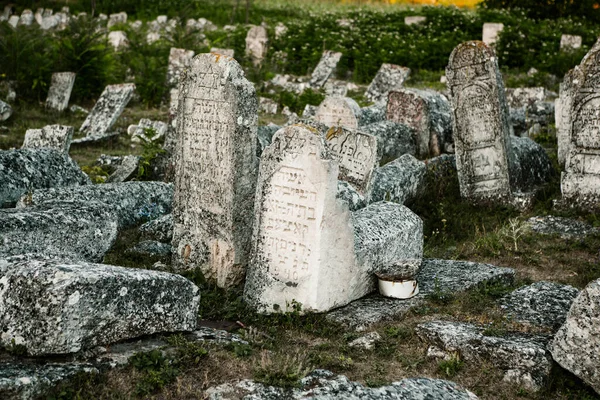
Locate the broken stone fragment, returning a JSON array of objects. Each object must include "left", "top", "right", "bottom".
[
  {"left": 0, "top": 256, "right": 200, "bottom": 356},
  {"left": 309, "top": 50, "right": 343, "bottom": 88},
  {"left": 78, "top": 83, "right": 136, "bottom": 139},
  {"left": 105, "top": 155, "right": 139, "bottom": 183},
  {"left": 139, "top": 213, "right": 173, "bottom": 243},
  {"left": 368, "top": 154, "right": 425, "bottom": 205},
  {"left": 127, "top": 240, "right": 171, "bottom": 257},
  {"left": 336, "top": 181, "right": 366, "bottom": 212},
  {"left": 22, "top": 125, "right": 73, "bottom": 154},
  {"left": 365, "top": 63, "right": 411, "bottom": 104},
  {"left": 0, "top": 99, "right": 13, "bottom": 121},
  {"left": 359, "top": 120, "right": 417, "bottom": 163}
]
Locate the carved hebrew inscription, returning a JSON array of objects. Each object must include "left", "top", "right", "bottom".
[
  {"left": 456, "top": 84, "right": 496, "bottom": 146},
  {"left": 327, "top": 128, "right": 376, "bottom": 193},
  {"left": 573, "top": 96, "right": 600, "bottom": 149}
]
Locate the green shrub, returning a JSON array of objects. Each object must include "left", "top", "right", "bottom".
[{"left": 129, "top": 349, "right": 179, "bottom": 396}]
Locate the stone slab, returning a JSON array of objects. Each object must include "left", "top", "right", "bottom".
[
  {"left": 359, "top": 121, "right": 416, "bottom": 162},
  {"left": 365, "top": 63, "right": 410, "bottom": 104},
  {"left": 22, "top": 125, "right": 73, "bottom": 154},
  {"left": 309, "top": 51, "right": 343, "bottom": 88},
  {"left": 45, "top": 72, "right": 76, "bottom": 112},
  {"left": 368, "top": 154, "right": 425, "bottom": 205},
  {"left": 79, "top": 83, "right": 135, "bottom": 138}
]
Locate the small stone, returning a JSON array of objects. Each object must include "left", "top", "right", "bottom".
[
  {"left": 560, "top": 34, "right": 582, "bottom": 51},
  {"left": 348, "top": 332, "right": 381, "bottom": 350},
  {"left": 245, "top": 25, "right": 268, "bottom": 65},
  {"left": 139, "top": 213, "right": 173, "bottom": 243},
  {"left": 69, "top": 104, "right": 88, "bottom": 114},
  {"left": 368, "top": 154, "right": 426, "bottom": 205},
  {"left": 526, "top": 215, "right": 599, "bottom": 239},
  {"left": 405, "top": 16, "right": 426, "bottom": 25},
  {"left": 508, "top": 135, "right": 554, "bottom": 193},
  {"left": 336, "top": 181, "right": 366, "bottom": 212},
  {"left": 482, "top": 23, "right": 504, "bottom": 45},
  {"left": 107, "top": 11, "right": 127, "bottom": 28},
  {"left": 315, "top": 97, "right": 361, "bottom": 130},
  {"left": 324, "top": 79, "right": 348, "bottom": 97},
  {"left": 302, "top": 104, "right": 318, "bottom": 118},
  {"left": 359, "top": 121, "right": 417, "bottom": 162},
  {"left": 107, "top": 31, "right": 128, "bottom": 51},
  {"left": 0, "top": 99, "right": 12, "bottom": 121},
  {"left": 210, "top": 48, "right": 235, "bottom": 57},
  {"left": 130, "top": 118, "right": 169, "bottom": 143},
  {"left": 259, "top": 97, "right": 278, "bottom": 114}
]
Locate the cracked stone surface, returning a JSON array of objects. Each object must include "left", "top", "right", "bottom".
[
  {"left": 527, "top": 215, "right": 599, "bottom": 239},
  {"left": 368, "top": 154, "right": 425, "bottom": 205}
]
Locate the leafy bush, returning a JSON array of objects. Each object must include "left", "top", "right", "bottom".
[
  {"left": 129, "top": 349, "right": 179, "bottom": 396},
  {"left": 481, "top": 0, "right": 600, "bottom": 22}
]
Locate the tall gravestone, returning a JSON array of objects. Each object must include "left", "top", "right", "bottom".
[
  {"left": 561, "top": 39, "right": 600, "bottom": 210},
  {"left": 446, "top": 41, "right": 513, "bottom": 202},
  {"left": 79, "top": 83, "right": 135, "bottom": 139},
  {"left": 314, "top": 97, "right": 360, "bottom": 130},
  {"left": 245, "top": 25, "right": 268, "bottom": 66},
  {"left": 309, "top": 51, "right": 343, "bottom": 89},
  {"left": 167, "top": 48, "right": 195, "bottom": 128},
  {"left": 172, "top": 53, "right": 258, "bottom": 288},
  {"left": 45, "top": 72, "right": 76, "bottom": 112}
]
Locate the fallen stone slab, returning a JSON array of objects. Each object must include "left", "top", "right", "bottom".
[
  {"left": 327, "top": 259, "right": 515, "bottom": 331},
  {"left": 416, "top": 320, "right": 552, "bottom": 391},
  {"left": 17, "top": 181, "right": 173, "bottom": 229},
  {"left": 359, "top": 121, "right": 416, "bottom": 163},
  {"left": 0, "top": 202, "right": 118, "bottom": 263},
  {"left": 550, "top": 278, "right": 600, "bottom": 395},
  {"left": 127, "top": 240, "right": 171, "bottom": 257},
  {"left": 0, "top": 149, "right": 90, "bottom": 208},
  {"left": 139, "top": 213, "right": 173, "bottom": 243},
  {"left": 22, "top": 125, "right": 73, "bottom": 154},
  {"left": 206, "top": 369, "right": 478, "bottom": 399},
  {"left": 0, "top": 257, "right": 200, "bottom": 356},
  {"left": 500, "top": 281, "right": 579, "bottom": 331},
  {"left": 105, "top": 155, "right": 139, "bottom": 183},
  {"left": 368, "top": 154, "right": 425, "bottom": 205},
  {"left": 309, "top": 50, "right": 343, "bottom": 88},
  {"left": 0, "top": 99, "right": 12, "bottom": 121},
  {"left": 78, "top": 83, "right": 135, "bottom": 139},
  {"left": 526, "top": 216, "right": 599, "bottom": 239}
]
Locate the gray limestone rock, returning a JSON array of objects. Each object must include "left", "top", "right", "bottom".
[
  {"left": 127, "top": 240, "right": 171, "bottom": 257},
  {"left": 0, "top": 149, "right": 90, "bottom": 208},
  {"left": 0, "top": 257, "right": 200, "bottom": 356},
  {"left": 416, "top": 320, "right": 552, "bottom": 391},
  {"left": 0, "top": 201, "right": 117, "bottom": 262},
  {"left": 365, "top": 63, "right": 411, "bottom": 104},
  {"left": 508, "top": 135, "right": 554, "bottom": 192},
  {"left": 45, "top": 72, "right": 76, "bottom": 112},
  {"left": 359, "top": 104, "right": 386, "bottom": 126},
  {"left": 129, "top": 118, "right": 169, "bottom": 143},
  {"left": 78, "top": 83, "right": 135, "bottom": 139},
  {"left": 206, "top": 369, "right": 478, "bottom": 399},
  {"left": 527, "top": 215, "right": 600, "bottom": 239},
  {"left": 139, "top": 213, "right": 173, "bottom": 243},
  {"left": 105, "top": 155, "right": 139, "bottom": 183},
  {"left": 309, "top": 51, "right": 343, "bottom": 88},
  {"left": 166, "top": 48, "right": 195, "bottom": 88},
  {"left": 550, "top": 278, "right": 600, "bottom": 394},
  {"left": 257, "top": 124, "right": 280, "bottom": 157},
  {"left": 500, "top": 281, "right": 579, "bottom": 331},
  {"left": 21, "top": 125, "right": 73, "bottom": 154},
  {"left": 359, "top": 121, "right": 417, "bottom": 163},
  {"left": 336, "top": 181, "right": 366, "bottom": 211},
  {"left": 368, "top": 154, "right": 425, "bottom": 205},
  {"left": 327, "top": 258, "right": 515, "bottom": 331},
  {"left": 348, "top": 331, "right": 382, "bottom": 350},
  {"left": 18, "top": 181, "right": 173, "bottom": 229}
]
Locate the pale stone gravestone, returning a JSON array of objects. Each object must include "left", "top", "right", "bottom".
[
  {"left": 446, "top": 41, "right": 513, "bottom": 202},
  {"left": 8, "top": 15, "right": 18, "bottom": 28},
  {"left": 107, "top": 11, "right": 127, "bottom": 28},
  {"left": 108, "top": 31, "right": 129, "bottom": 51},
  {"left": 128, "top": 118, "right": 169, "bottom": 143},
  {"left": 275, "top": 22, "right": 287, "bottom": 39},
  {"left": 405, "top": 16, "right": 426, "bottom": 25},
  {"left": 171, "top": 53, "right": 258, "bottom": 288},
  {"left": 482, "top": 23, "right": 504, "bottom": 45},
  {"left": 245, "top": 25, "right": 268, "bottom": 65},
  {"left": 45, "top": 72, "right": 76, "bottom": 112},
  {"left": 365, "top": 63, "right": 410, "bottom": 104},
  {"left": 560, "top": 38, "right": 600, "bottom": 210},
  {"left": 324, "top": 80, "right": 348, "bottom": 97},
  {"left": 18, "top": 9, "right": 33, "bottom": 26},
  {"left": 210, "top": 48, "right": 235, "bottom": 58},
  {"left": 78, "top": 83, "right": 135, "bottom": 139},
  {"left": 560, "top": 34, "right": 582, "bottom": 51},
  {"left": 22, "top": 125, "right": 73, "bottom": 154},
  {"left": 325, "top": 126, "right": 379, "bottom": 194},
  {"left": 167, "top": 48, "right": 195, "bottom": 87},
  {"left": 34, "top": 8, "right": 43, "bottom": 25},
  {"left": 315, "top": 97, "right": 360, "bottom": 130},
  {"left": 0, "top": 99, "right": 12, "bottom": 121},
  {"left": 387, "top": 88, "right": 452, "bottom": 157},
  {"left": 309, "top": 50, "right": 343, "bottom": 88}
]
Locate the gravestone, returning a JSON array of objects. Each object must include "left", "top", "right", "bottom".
[
  {"left": 172, "top": 53, "right": 258, "bottom": 288},
  {"left": 78, "top": 83, "right": 135, "bottom": 139},
  {"left": 482, "top": 23, "right": 504, "bottom": 45},
  {"left": 167, "top": 48, "right": 195, "bottom": 87},
  {"left": 45, "top": 72, "right": 76, "bottom": 112},
  {"left": 365, "top": 63, "right": 410, "bottom": 104},
  {"left": 315, "top": 97, "right": 360, "bottom": 130},
  {"left": 446, "top": 41, "right": 513, "bottom": 202},
  {"left": 275, "top": 22, "right": 287, "bottom": 39},
  {"left": 0, "top": 99, "right": 12, "bottom": 121},
  {"left": 108, "top": 31, "right": 128, "bottom": 51},
  {"left": 387, "top": 88, "right": 452, "bottom": 157},
  {"left": 560, "top": 38, "right": 600, "bottom": 210},
  {"left": 8, "top": 15, "right": 18, "bottom": 28},
  {"left": 325, "top": 127, "right": 379, "bottom": 194},
  {"left": 107, "top": 11, "right": 127, "bottom": 28},
  {"left": 210, "top": 48, "right": 235, "bottom": 58},
  {"left": 309, "top": 50, "right": 343, "bottom": 88},
  {"left": 22, "top": 125, "right": 73, "bottom": 154},
  {"left": 245, "top": 25, "right": 268, "bottom": 65},
  {"left": 324, "top": 80, "right": 348, "bottom": 97},
  {"left": 18, "top": 9, "right": 33, "bottom": 26},
  {"left": 128, "top": 118, "right": 169, "bottom": 143},
  {"left": 560, "top": 34, "right": 582, "bottom": 51},
  {"left": 405, "top": 16, "right": 426, "bottom": 25},
  {"left": 557, "top": 69, "right": 576, "bottom": 166}
]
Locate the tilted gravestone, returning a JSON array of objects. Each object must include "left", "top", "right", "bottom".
[
  {"left": 315, "top": 97, "right": 361, "bottom": 130},
  {"left": 446, "top": 41, "right": 513, "bottom": 202},
  {"left": 387, "top": 88, "right": 452, "bottom": 157},
  {"left": 482, "top": 23, "right": 503, "bottom": 45},
  {"left": 365, "top": 64, "right": 410, "bottom": 104},
  {"left": 245, "top": 25, "right": 268, "bottom": 66},
  {"left": 325, "top": 126, "right": 379, "bottom": 195},
  {"left": 45, "top": 72, "right": 76, "bottom": 112},
  {"left": 557, "top": 69, "right": 576, "bottom": 166},
  {"left": 172, "top": 53, "right": 258, "bottom": 288},
  {"left": 22, "top": 125, "right": 73, "bottom": 154},
  {"left": 560, "top": 38, "right": 600, "bottom": 210},
  {"left": 309, "top": 50, "right": 343, "bottom": 89},
  {"left": 78, "top": 83, "right": 135, "bottom": 139},
  {"left": 107, "top": 11, "right": 127, "bottom": 28}
]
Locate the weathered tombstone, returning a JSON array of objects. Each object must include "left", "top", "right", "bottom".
[
  {"left": 324, "top": 80, "right": 348, "bottom": 97},
  {"left": 78, "top": 83, "right": 135, "bottom": 139},
  {"left": 275, "top": 22, "right": 287, "bottom": 39},
  {"left": 309, "top": 50, "right": 343, "bottom": 89},
  {"left": 315, "top": 97, "right": 360, "bottom": 130},
  {"left": 325, "top": 127, "right": 379, "bottom": 194},
  {"left": 245, "top": 25, "right": 268, "bottom": 65},
  {"left": 171, "top": 53, "right": 258, "bottom": 288},
  {"left": 167, "top": 48, "right": 195, "bottom": 87},
  {"left": 556, "top": 69, "right": 576, "bottom": 166},
  {"left": 446, "top": 41, "right": 513, "bottom": 202},
  {"left": 505, "top": 87, "right": 546, "bottom": 109},
  {"left": 18, "top": 9, "right": 33, "bottom": 25},
  {"left": 560, "top": 38, "right": 600, "bottom": 210},
  {"left": 105, "top": 155, "right": 139, "bottom": 183},
  {"left": 107, "top": 11, "right": 127, "bottom": 28},
  {"left": 128, "top": 118, "right": 169, "bottom": 143},
  {"left": 8, "top": 15, "right": 18, "bottom": 28},
  {"left": 45, "top": 72, "right": 76, "bottom": 112},
  {"left": 482, "top": 23, "right": 504, "bottom": 45},
  {"left": 0, "top": 99, "right": 12, "bottom": 121},
  {"left": 405, "top": 16, "right": 426, "bottom": 25},
  {"left": 365, "top": 63, "right": 410, "bottom": 104},
  {"left": 210, "top": 47, "right": 235, "bottom": 58},
  {"left": 22, "top": 125, "right": 73, "bottom": 154},
  {"left": 34, "top": 8, "right": 43, "bottom": 24},
  {"left": 387, "top": 88, "right": 453, "bottom": 157},
  {"left": 560, "top": 34, "right": 582, "bottom": 51},
  {"left": 107, "top": 31, "right": 129, "bottom": 51}
]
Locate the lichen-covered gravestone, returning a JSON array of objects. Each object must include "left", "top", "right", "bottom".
[
  {"left": 560, "top": 38, "right": 600, "bottom": 210},
  {"left": 245, "top": 25, "right": 268, "bottom": 66},
  {"left": 78, "top": 83, "right": 135, "bottom": 139},
  {"left": 446, "top": 41, "right": 513, "bottom": 202},
  {"left": 325, "top": 127, "right": 379, "bottom": 194},
  {"left": 22, "top": 125, "right": 73, "bottom": 154},
  {"left": 167, "top": 48, "right": 195, "bottom": 87},
  {"left": 0, "top": 99, "right": 12, "bottom": 121},
  {"left": 387, "top": 88, "right": 452, "bottom": 157},
  {"left": 309, "top": 50, "right": 343, "bottom": 89},
  {"left": 560, "top": 34, "right": 582, "bottom": 51},
  {"left": 315, "top": 97, "right": 360, "bottom": 130},
  {"left": 365, "top": 64, "right": 411, "bottom": 104},
  {"left": 172, "top": 53, "right": 258, "bottom": 288},
  {"left": 482, "top": 23, "right": 504, "bottom": 45},
  {"left": 45, "top": 72, "right": 76, "bottom": 112}
]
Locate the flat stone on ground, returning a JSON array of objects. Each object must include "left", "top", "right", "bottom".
[{"left": 526, "top": 215, "right": 599, "bottom": 239}]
